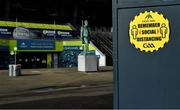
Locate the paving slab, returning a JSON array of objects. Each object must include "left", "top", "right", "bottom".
[{"left": 0, "top": 66, "right": 112, "bottom": 96}]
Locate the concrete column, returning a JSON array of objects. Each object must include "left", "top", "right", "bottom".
[{"left": 47, "top": 53, "right": 52, "bottom": 68}]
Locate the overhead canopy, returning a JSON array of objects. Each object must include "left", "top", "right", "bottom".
[{"left": 0, "top": 20, "right": 73, "bottom": 30}]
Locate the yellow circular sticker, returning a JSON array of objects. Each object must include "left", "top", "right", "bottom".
[{"left": 129, "top": 11, "right": 170, "bottom": 52}]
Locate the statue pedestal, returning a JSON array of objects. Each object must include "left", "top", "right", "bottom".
[{"left": 78, "top": 55, "right": 98, "bottom": 72}]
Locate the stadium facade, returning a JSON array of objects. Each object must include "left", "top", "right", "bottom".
[{"left": 0, "top": 20, "right": 105, "bottom": 69}]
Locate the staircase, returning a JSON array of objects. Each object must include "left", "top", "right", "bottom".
[{"left": 91, "top": 31, "right": 113, "bottom": 66}]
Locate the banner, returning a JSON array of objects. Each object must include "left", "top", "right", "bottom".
[
  {"left": 0, "top": 40, "right": 9, "bottom": 51},
  {"left": 17, "top": 40, "right": 55, "bottom": 50},
  {"left": 0, "top": 26, "right": 79, "bottom": 40},
  {"left": 0, "top": 27, "right": 13, "bottom": 39},
  {"left": 63, "top": 46, "right": 83, "bottom": 50},
  {"left": 0, "top": 46, "right": 8, "bottom": 51}
]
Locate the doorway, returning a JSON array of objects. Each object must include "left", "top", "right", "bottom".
[{"left": 17, "top": 52, "right": 47, "bottom": 69}]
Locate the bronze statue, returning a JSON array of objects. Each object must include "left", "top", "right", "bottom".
[{"left": 81, "top": 20, "right": 90, "bottom": 54}]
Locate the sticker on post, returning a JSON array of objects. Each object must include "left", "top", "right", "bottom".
[{"left": 129, "top": 11, "right": 170, "bottom": 52}]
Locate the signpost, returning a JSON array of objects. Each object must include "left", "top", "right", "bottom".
[
  {"left": 9, "top": 46, "right": 21, "bottom": 77},
  {"left": 14, "top": 47, "right": 17, "bottom": 65},
  {"left": 10, "top": 47, "right": 17, "bottom": 65},
  {"left": 17, "top": 40, "right": 55, "bottom": 50}
]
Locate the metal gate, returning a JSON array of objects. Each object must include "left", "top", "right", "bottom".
[{"left": 113, "top": 0, "right": 180, "bottom": 109}]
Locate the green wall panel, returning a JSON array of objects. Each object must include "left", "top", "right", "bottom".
[{"left": 1, "top": 39, "right": 96, "bottom": 52}]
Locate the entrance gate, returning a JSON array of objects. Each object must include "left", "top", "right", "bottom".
[{"left": 17, "top": 52, "right": 47, "bottom": 69}]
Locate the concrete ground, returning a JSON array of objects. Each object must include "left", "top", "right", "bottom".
[{"left": 0, "top": 66, "right": 113, "bottom": 109}]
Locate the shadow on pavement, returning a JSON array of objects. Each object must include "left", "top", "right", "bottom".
[
  {"left": 99, "top": 69, "right": 112, "bottom": 72},
  {"left": 0, "top": 93, "right": 113, "bottom": 109},
  {"left": 21, "top": 74, "right": 41, "bottom": 76}
]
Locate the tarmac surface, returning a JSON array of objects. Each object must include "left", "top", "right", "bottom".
[{"left": 0, "top": 66, "right": 113, "bottom": 109}]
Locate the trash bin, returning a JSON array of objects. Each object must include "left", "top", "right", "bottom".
[
  {"left": 9, "top": 64, "right": 21, "bottom": 77},
  {"left": 9, "top": 65, "right": 13, "bottom": 77},
  {"left": 13, "top": 64, "right": 21, "bottom": 76}
]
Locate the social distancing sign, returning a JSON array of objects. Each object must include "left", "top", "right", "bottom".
[{"left": 129, "top": 11, "right": 170, "bottom": 52}]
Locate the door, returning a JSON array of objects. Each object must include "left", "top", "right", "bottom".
[{"left": 18, "top": 52, "right": 47, "bottom": 68}]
